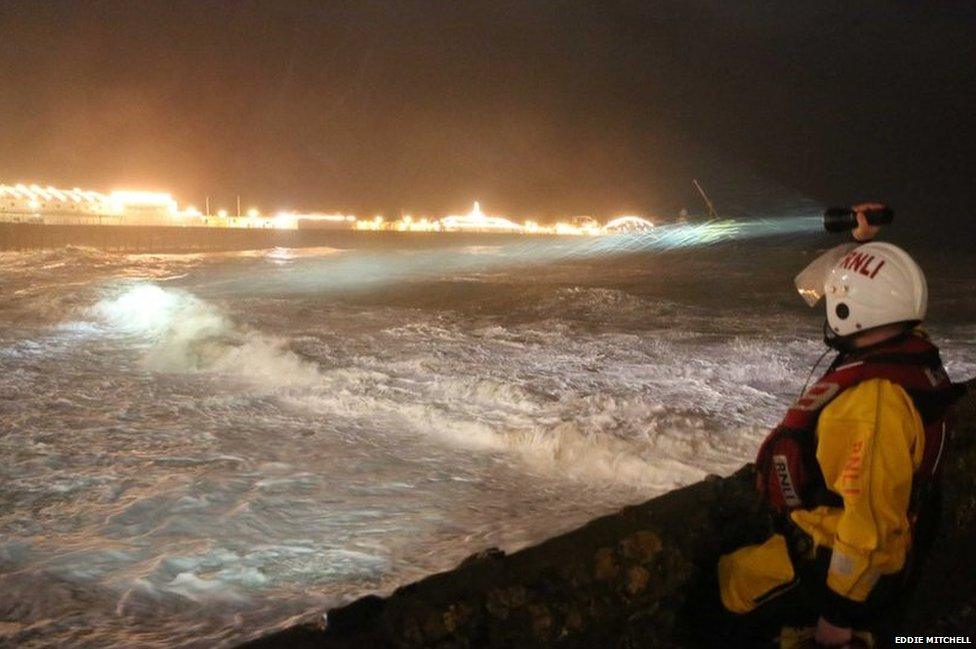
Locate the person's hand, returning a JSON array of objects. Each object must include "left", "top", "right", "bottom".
[
  {"left": 851, "top": 202, "right": 885, "bottom": 242},
  {"left": 814, "top": 616, "right": 853, "bottom": 647}
]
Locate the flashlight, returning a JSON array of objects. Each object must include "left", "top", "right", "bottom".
[{"left": 823, "top": 206, "right": 894, "bottom": 232}]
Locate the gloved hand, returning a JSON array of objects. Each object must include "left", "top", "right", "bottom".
[
  {"left": 851, "top": 203, "right": 885, "bottom": 242},
  {"left": 815, "top": 616, "right": 852, "bottom": 646},
  {"left": 778, "top": 622, "right": 874, "bottom": 648}
]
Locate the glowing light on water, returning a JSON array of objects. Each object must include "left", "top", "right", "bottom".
[
  {"left": 93, "top": 283, "right": 185, "bottom": 333},
  {"left": 202, "top": 215, "right": 822, "bottom": 297},
  {"left": 554, "top": 216, "right": 821, "bottom": 260}
]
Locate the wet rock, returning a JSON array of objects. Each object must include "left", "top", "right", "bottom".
[
  {"left": 625, "top": 565, "right": 651, "bottom": 596},
  {"left": 528, "top": 603, "right": 553, "bottom": 641},
  {"left": 592, "top": 547, "right": 619, "bottom": 582},
  {"left": 420, "top": 607, "right": 447, "bottom": 642},
  {"left": 459, "top": 547, "right": 505, "bottom": 568},
  {"left": 619, "top": 530, "right": 662, "bottom": 564},
  {"left": 563, "top": 605, "right": 584, "bottom": 632},
  {"left": 484, "top": 590, "right": 509, "bottom": 621},
  {"left": 442, "top": 601, "right": 474, "bottom": 634}
]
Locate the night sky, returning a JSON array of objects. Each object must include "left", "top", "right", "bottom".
[{"left": 1, "top": 1, "right": 974, "bottom": 222}]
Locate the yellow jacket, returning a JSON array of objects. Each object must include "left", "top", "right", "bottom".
[{"left": 790, "top": 377, "right": 926, "bottom": 602}]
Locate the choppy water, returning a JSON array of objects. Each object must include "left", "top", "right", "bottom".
[{"left": 1, "top": 235, "right": 973, "bottom": 647}]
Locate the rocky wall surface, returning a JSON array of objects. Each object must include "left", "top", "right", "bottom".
[{"left": 241, "top": 379, "right": 974, "bottom": 648}]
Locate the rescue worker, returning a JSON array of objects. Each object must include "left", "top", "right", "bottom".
[{"left": 715, "top": 207, "right": 963, "bottom": 648}]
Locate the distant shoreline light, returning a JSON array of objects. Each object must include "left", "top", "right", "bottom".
[{"left": 0, "top": 181, "right": 658, "bottom": 236}]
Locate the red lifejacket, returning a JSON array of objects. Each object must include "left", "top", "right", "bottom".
[{"left": 756, "top": 333, "right": 962, "bottom": 513}]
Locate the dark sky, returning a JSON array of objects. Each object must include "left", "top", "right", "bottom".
[{"left": 1, "top": 1, "right": 974, "bottom": 222}]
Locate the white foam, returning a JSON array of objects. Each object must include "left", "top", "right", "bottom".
[
  {"left": 283, "top": 325, "right": 777, "bottom": 492},
  {"left": 165, "top": 572, "right": 249, "bottom": 604},
  {"left": 92, "top": 283, "right": 321, "bottom": 385}
]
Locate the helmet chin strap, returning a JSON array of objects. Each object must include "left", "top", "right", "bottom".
[
  {"left": 799, "top": 342, "right": 835, "bottom": 399},
  {"left": 822, "top": 319, "right": 856, "bottom": 352}
]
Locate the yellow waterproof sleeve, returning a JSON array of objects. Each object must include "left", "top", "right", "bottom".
[
  {"left": 813, "top": 378, "right": 925, "bottom": 602},
  {"left": 718, "top": 534, "right": 795, "bottom": 614}
]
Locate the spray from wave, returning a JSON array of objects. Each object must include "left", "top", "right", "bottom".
[{"left": 91, "top": 283, "right": 320, "bottom": 385}]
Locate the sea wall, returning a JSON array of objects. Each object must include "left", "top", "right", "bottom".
[
  {"left": 241, "top": 380, "right": 974, "bottom": 648},
  {"left": 0, "top": 222, "right": 546, "bottom": 253}
]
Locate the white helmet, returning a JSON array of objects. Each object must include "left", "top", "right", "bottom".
[{"left": 825, "top": 241, "right": 927, "bottom": 338}]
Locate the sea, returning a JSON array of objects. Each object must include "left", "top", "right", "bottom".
[{"left": 1, "top": 225, "right": 973, "bottom": 647}]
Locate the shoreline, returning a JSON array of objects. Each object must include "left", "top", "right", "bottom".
[{"left": 0, "top": 222, "right": 561, "bottom": 254}]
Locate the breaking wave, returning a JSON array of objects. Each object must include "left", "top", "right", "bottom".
[
  {"left": 92, "top": 284, "right": 321, "bottom": 385},
  {"left": 87, "top": 283, "right": 771, "bottom": 492}
]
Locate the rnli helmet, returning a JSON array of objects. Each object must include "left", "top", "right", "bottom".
[{"left": 824, "top": 242, "right": 927, "bottom": 338}]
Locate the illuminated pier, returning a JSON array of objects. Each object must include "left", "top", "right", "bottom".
[{"left": 0, "top": 182, "right": 658, "bottom": 237}]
